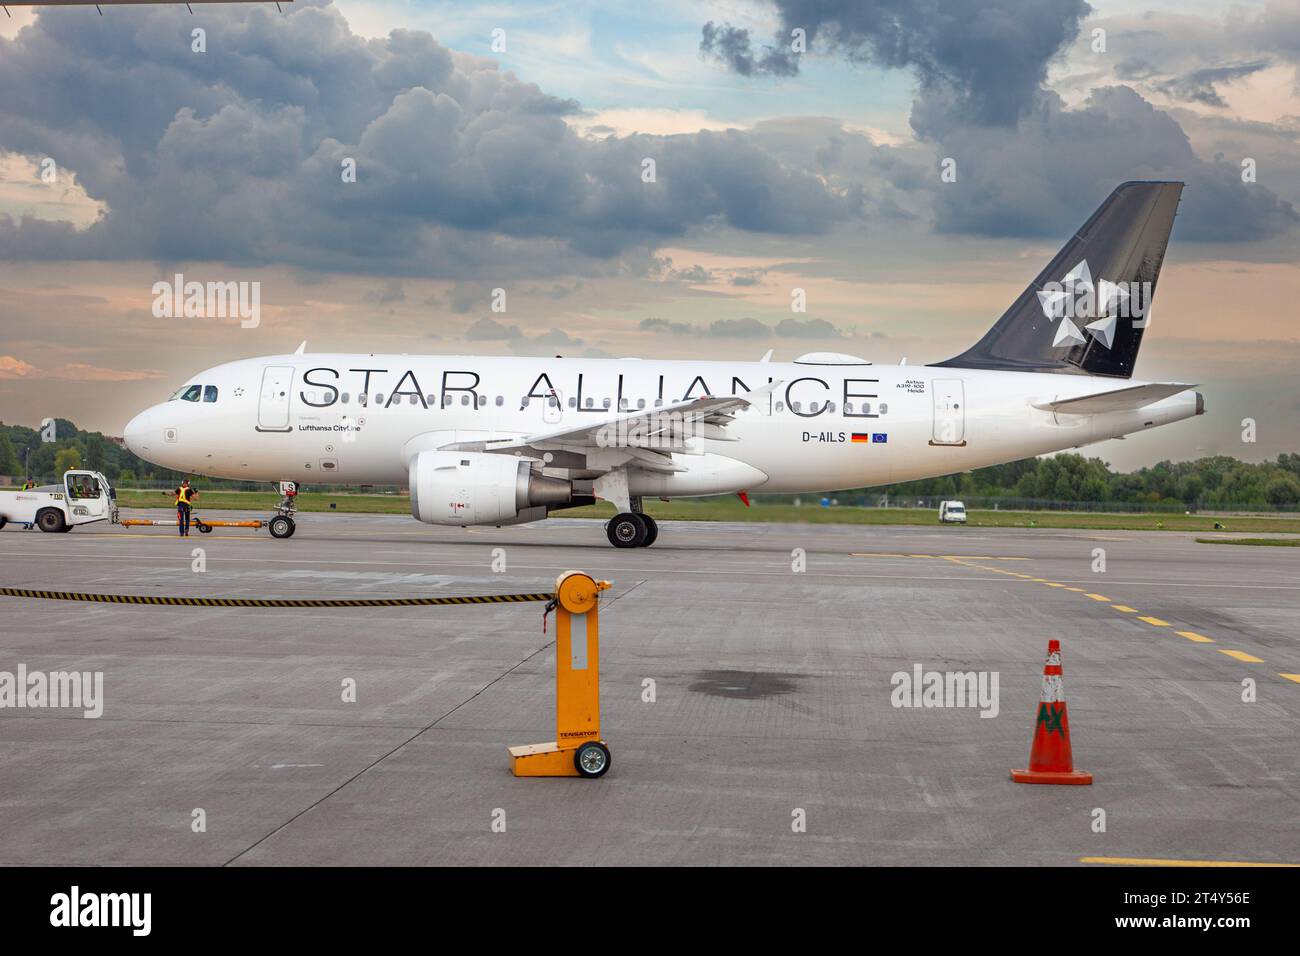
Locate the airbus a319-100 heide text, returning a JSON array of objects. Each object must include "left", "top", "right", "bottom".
[{"left": 124, "top": 182, "right": 1203, "bottom": 547}]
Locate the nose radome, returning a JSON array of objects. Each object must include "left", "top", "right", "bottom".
[{"left": 122, "top": 409, "right": 152, "bottom": 455}]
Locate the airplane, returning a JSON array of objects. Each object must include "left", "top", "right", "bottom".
[{"left": 123, "top": 181, "right": 1203, "bottom": 547}]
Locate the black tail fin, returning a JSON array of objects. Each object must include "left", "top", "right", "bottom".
[{"left": 935, "top": 181, "right": 1183, "bottom": 379}]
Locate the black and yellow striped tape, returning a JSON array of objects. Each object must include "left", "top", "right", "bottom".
[{"left": 0, "top": 586, "right": 554, "bottom": 609}]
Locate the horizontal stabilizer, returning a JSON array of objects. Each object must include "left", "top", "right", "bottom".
[{"left": 1033, "top": 383, "right": 1195, "bottom": 414}]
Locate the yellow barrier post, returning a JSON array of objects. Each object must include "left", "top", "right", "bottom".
[{"left": 509, "top": 570, "right": 612, "bottom": 778}]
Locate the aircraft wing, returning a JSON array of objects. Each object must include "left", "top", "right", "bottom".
[
  {"left": 1032, "top": 382, "right": 1195, "bottom": 415},
  {"left": 444, "top": 382, "right": 779, "bottom": 474}
]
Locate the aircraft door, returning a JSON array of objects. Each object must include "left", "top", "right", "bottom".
[
  {"left": 258, "top": 365, "right": 295, "bottom": 431},
  {"left": 930, "top": 379, "right": 966, "bottom": 446},
  {"left": 543, "top": 389, "right": 564, "bottom": 424}
]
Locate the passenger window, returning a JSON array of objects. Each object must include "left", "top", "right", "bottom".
[
  {"left": 495, "top": 395, "right": 503, "bottom": 407},
  {"left": 409, "top": 395, "right": 418, "bottom": 406},
  {"left": 568, "top": 397, "right": 576, "bottom": 408},
  {"left": 637, "top": 399, "right": 645, "bottom": 410},
  {"left": 425, "top": 394, "right": 436, "bottom": 406},
  {"left": 341, "top": 392, "right": 350, "bottom": 404},
  {"left": 862, "top": 402, "right": 872, "bottom": 415},
  {"left": 654, "top": 399, "right": 663, "bottom": 407},
  {"left": 792, "top": 401, "right": 802, "bottom": 413},
  {"left": 203, "top": 385, "right": 218, "bottom": 403},
  {"left": 548, "top": 396, "right": 558, "bottom": 408},
  {"left": 880, "top": 402, "right": 888, "bottom": 415},
  {"left": 809, "top": 401, "right": 819, "bottom": 413},
  {"left": 775, "top": 401, "right": 785, "bottom": 412},
  {"left": 358, "top": 393, "right": 368, "bottom": 407},
  {"left": 521, "top": 397, "right": 530, "bottom": 408},
  {"left": 461, "top": 395, "right": 470, "bottom": 406},
  {"left": 584, "top": 398, "right": 594, "bottom": 408},
  {"left": 181, "top": 385, "right": 202, "bottom": 402},
  {"left": 602, "top": 398, "right": 611, "bottom": 409},
  {"left": 375, "top": 393, "right": 384, "bottom": 405},
  {"left": 827, "top": 402, "right": 836, "bottom": 413}
]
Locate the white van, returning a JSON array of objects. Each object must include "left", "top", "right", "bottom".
[{"left": 939, "top": 500, "right": 967, "bottom": 524}]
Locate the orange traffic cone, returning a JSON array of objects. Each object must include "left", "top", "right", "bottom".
[{"left": 1011, "top": 639, "right": 1093, "bottom": 785}]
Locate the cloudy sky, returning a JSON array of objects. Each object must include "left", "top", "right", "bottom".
[{"left": 1, "top": 0, "right": 1297, "bottom": 468}]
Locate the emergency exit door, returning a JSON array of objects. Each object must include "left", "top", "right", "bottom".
[
  {"left": 930, "top": 379, "right": 966, "bottom": 446},
  {"left": 258, "top": 365, "right": 295, "bottom": 431}
]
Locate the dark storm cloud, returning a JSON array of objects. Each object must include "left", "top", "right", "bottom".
[
  {"left": 703, "top": 0, "right": 1092, "bottom": 125},
  {"left": 700, "top": 5, "right": 1296, "bottom": 242},
  {"left": 0, "top": 3, "right": 860, "bottom": 274},
  {"left": 1154, "top": 61, "right": 1271, "bottom": 108},
  {"left": 916, "top": 86, "right": 1300, "bottom": 241},
  {"left": 699, "top": 21, "right": 799, "bottom": 77}
]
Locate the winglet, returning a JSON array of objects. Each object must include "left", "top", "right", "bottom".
[
  {"left": 759, "top": 349, "right": 773, "bottom": 363},
  {"left": 294, "top": 340, "right": 307, "bottom": 355}
]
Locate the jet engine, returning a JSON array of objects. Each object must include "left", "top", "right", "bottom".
[{"left": 409, "top": 450, "right": 572, "bottom": 526}]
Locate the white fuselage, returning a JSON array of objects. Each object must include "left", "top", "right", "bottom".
[{"left": 123, "top": 354, "right": 1201, "bottom": 498}]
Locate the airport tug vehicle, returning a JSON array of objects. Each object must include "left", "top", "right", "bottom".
[
  {"left": 510, "top": 571, "right": 612, "bottom": 778},
  {"left": 0, "top": 470, "right": 118, "bottom": 532}
]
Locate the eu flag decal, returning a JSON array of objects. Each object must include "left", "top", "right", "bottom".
[{"left": 872, "top": 433, "right": 887, "bottom": 443}]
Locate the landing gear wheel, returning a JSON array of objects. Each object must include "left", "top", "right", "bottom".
[
  {"left": 574, "top": 741, "right": 610, "bottom": 778},
  {"left": 269, "top": 516, "right": 296, "bottom": 539},
  {"left": 197, "top": 521, "right": 213, "bottom": 534},
  {"left": 640, "top": 515, "right": 658, "bottom": 547},
  {"left": 36, "top": 509, "right": 66, "bottom": 533},
  {"left": 606, "top": 512, "right": 647, "bottom": 548}
]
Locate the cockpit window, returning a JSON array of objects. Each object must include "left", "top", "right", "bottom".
[
  {"left": 179, "top": 384, "right": 202, "bottom": 402},
  {"left": 203, "top": 385, "right": 218, "bottom": 403}
]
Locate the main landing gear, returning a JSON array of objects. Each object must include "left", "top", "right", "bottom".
[{"left": 606, "top": 511, "right": 658, "bottom": 548}]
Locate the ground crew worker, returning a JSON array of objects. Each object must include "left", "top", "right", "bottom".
[
  {"left": 21, "top": 478, "right": 36, "bottom": 530},
  {"left": 170, "top": 479, "right": 198, "bottom": 536}
]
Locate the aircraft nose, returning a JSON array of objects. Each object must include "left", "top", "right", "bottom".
[{"left": 122, "top": 409, "right": 153, "bottom": 456}]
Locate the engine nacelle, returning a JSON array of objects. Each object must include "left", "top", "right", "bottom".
[{"left": 409, "top": 450, "right": 571, "bottom": 526}]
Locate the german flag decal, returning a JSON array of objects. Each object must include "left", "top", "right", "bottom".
[{"left": 851, "top": 433, "right": 870, "bottom": 443}]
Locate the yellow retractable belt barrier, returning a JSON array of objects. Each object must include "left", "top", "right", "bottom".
[
  {"left": 509, "top": 570, "right": 612, "bottom": 778},
  {"left": 0, "top": 586, "right": 553, "bottom": 609}
]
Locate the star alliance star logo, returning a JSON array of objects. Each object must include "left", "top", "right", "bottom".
[{"left": 1037, "top": 259, "right": 1150, "bottom": 350}]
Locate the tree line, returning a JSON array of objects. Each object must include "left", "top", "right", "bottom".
[
  {"left": 4, "top": 418, "right": 1299, "bottom": 510},
  {"left": 872, "top": 452, "right": 1300, "bottom": 510}
]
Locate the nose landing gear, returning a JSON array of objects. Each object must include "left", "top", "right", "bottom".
[{"left": 268, "top": 481, "right": 298, "bottom": 539}]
